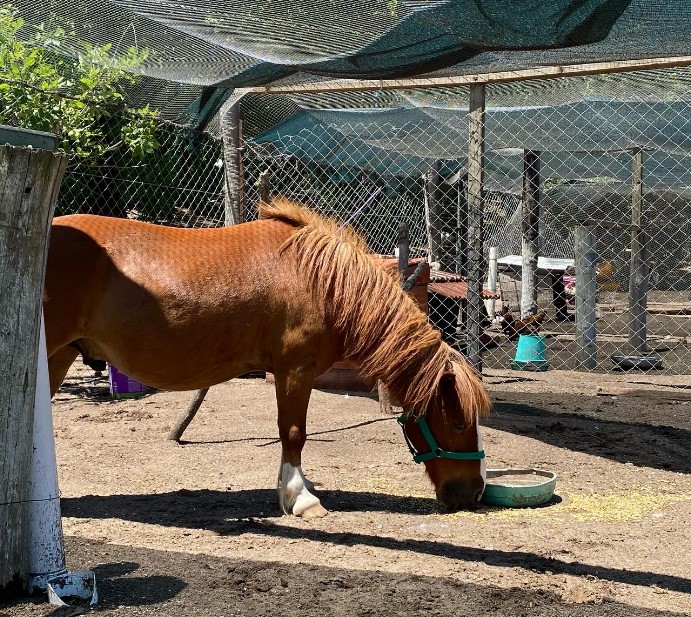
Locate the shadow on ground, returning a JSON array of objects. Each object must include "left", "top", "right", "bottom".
[
  {"left": 487, "top": 391, "right": 691, "bottom": 474},
  {"left": 2, "top": 536, "right": 686, "bottom": 617},
  {"left": 61, "top": 489, "right": 690, "bottom": 596}
]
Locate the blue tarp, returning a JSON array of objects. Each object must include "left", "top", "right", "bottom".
[{"left": 252, "top": 104, "right": 691, "bottom": 189}]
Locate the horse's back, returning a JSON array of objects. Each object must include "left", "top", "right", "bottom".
[
  {"left": 50, "top": 213, "right": 292, "bottom": 257},
  {"left": 48, "top": 213, "right": 295, "bottom": 284}
]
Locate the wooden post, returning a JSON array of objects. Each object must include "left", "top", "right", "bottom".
[
  {"left": 168, "top": 388, "right": 210, "bottom": 442},
  {"left": 521, "top": 150, "right": 540, "bottom": 318},
  {"left": 574, "top": 226, "right": 598, "bottom": 369},
  {"left": 0, "top": 144, "right": 67, "bottom": 598},
  {"left": 221, "top": 100, "right": 244, "bottom": 225},
  {"left": 629, "top": 148, "right": 648, "bottom": 352},
  {"left": 379, "top": 222, "right": 410, "bottom": 415},
  {"left": 628, "top": 229, "right": 649, "bottom": 352},
  {"left": 397, "top": 221, "right": 409, "bottom": 279},
  {"left": 466, "top": 84, "right": 486, "bottom": 372},
  {"left": 424, "top": 161, "right": 442, "bottom": 267},
  {"left": 377, "top": 381, "right": 392, "bottom": 415},
  {"left": 258, "top": 169, "right": 271, "bottom": 204}
]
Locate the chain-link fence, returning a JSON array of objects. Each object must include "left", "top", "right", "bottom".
[
  {"left": 34, "top": 67, "right": 691, "bottom": 375},
  {"left": 240, "top": 70, "right": 691, "bottom": 374},
  {"left": 56, "top": 121, "right": 225, "bottom": 229}
]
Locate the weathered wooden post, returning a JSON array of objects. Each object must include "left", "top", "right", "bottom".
[
  {"left": 168, "top": 387, "right": 210, "bottom": 442},
  {"left": 397, "top": 220, "right": 410, "bottom": 276},
  {"left": 466, "top": 84, "right": 486, "bottom": 372},
  {"left": 220, "top": 99, "right": 244, "bottom": 225},
  {"left": 574, "top": 225, "right": 598, "bottom": 369},
  {"left": 521, "top": 149, "right": 540, "bottom": 318},
  {"left": 0, "top": 136, "right": 67, "bottom": 598},
  {"left": 258, "top": 169, "right": 272, "bottom": 204},
  {"left": 629, "top": 148, "right": 648, "bottom": 352}
]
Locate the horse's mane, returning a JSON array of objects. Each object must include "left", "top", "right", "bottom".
[{"left": 259, "top": 198, "right": 490, "bottom": 422}]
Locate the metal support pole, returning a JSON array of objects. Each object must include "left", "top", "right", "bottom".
[
  {"left": 424, "top": 161, "right": 442, "bottom": 268},
  {"left": 574, "top": 226, "right": 598, "bottom": 369},
  {"left": 454, "top": 171, "right": 468, "bottom": 276},
  {"left": 379, "top": 222, "right": 410, "bottom": 415},
  {"left": 486, "top": 246, "right": 498, "bottom": 319}
]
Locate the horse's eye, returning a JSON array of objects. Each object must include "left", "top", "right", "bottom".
[{"left": 453, "top": 421, "right": 467, "bottom": 433}]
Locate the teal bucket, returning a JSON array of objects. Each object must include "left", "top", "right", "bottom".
[{"left": 511, "top": 334, "right": 549, "bottom": 371}]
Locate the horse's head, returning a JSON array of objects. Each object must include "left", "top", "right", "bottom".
[{"left": 398, "top": 362, "right": 490, "bottom": 510}]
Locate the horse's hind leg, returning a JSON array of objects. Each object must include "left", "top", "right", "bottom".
[
  {"left": 49, "top": 346, "right": 79, "bottom": 397},
  {"left": 274, "top": 366, "right": 327, "bottom": 518}
]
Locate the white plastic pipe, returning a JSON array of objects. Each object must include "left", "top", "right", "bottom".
[
  {"left": 485, "top": 246, "right": 498, "bottom": 318},
  {"left": 27, "top": 312, "right": 67, "bottom": 593}
]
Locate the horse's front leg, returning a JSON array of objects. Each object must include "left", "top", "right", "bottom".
[{"left": 274, "top": 366, "right": 327, "bottom": 518}]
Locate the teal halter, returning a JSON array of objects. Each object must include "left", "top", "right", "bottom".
[{"left": 397, "top": 413, "right": 486, "bottom": 464}]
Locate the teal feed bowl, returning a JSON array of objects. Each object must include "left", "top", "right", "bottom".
[{"left": 481, "top": 468, "right": 557, "bottom": 508}]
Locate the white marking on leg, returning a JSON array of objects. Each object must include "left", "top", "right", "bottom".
[
  {"left": 277, "top": 456, "right": 314, "bottom": 492},
  {"left": 278, "top": 462, "right": 321, "bottom": 516}
]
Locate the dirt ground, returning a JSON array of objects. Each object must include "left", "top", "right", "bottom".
[{"left": 2, "top": 364, "right": 691, "bottom": 617}]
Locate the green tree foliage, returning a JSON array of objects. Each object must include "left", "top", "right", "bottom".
[{"left": 0, "top": 4, "right": 159, "bottom": 160}]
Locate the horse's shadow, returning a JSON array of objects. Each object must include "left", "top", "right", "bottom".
[
  {"left": 60, "top": 488, "right": 690, "bottom": 595},
  {"left": 61, "top": 487, "right": 439, "bottom": 531}
]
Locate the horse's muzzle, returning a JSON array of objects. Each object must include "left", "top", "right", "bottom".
[{"left": 436, "top": 477, "right": 485, "bottom": 511}]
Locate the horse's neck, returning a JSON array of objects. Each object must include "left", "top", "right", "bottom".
[{"left": 341, "top": 302, "right": 443, "bottom": 408}]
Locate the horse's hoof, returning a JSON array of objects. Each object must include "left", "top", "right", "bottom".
[{"left": 299, "top": 502, "right": 328, "bottom": 519}]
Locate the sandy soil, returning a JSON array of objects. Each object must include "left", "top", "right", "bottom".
[{"left": 2, "top": 365, "right": 690, "bottom": 616}]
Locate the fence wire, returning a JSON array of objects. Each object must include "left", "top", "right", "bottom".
[
  {"left": 56, "top": 123, "right": 225, "bottom": 228},
  {"left": 26, "top": 69, "right": 691, "bottom": 376}
]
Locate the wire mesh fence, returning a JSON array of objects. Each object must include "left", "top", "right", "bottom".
[
  {"left": 28, "top": 67, "right": 691, "bottom": 375},
  {"left": 55, "top": 120, "right": 225, "bottom": 228},
  {"left": 240, "top": 70, "right": 691, "bottom": 375}
]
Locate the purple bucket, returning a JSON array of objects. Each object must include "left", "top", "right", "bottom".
[{"left": 108, "top": 364, "right": 150, "bottom": 399}]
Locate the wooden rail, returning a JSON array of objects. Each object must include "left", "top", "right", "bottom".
[{"left": 244, "top": 56, "right": 691, "bottom": 95}]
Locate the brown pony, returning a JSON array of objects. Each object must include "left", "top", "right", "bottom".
[{"left": 44, "top": 198, "right": 491, "bottom": 517}]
